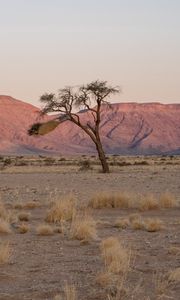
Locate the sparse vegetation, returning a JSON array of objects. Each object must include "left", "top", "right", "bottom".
[
  {"left": 37, "top": 224, "right": 54, "bottom": 235},
  {"left": 18, "top": 212, "right": 31, "bottom": 221},
  {"left": 159, "top": 192, "right": 176, "bottom": 208},
  {"left": 89, "top": 191, "right": 131, "bottom": 209},
  {"left": 0, "top": 219, "right": 11, "bottom": 234},
  {"left": 70, "top": 211, "right": 97, "bottom": 241},
  {"left": 114, "top": 218, "right": 129, "bottom": 229},
  {"left": 78, "top": 159, "right": 92, "bottom": 171},
  {"left": 144, "top": 218, "right": 163, "bottom": 232},
  {"left": 0, "top": 155, "right": 179, "bottom": 299},
  {"left": 168, "top": 268, "right": 180, "bottom": 283},
  {"left": 18, "top": 223, "right": 29, "bottom": 234},
  {"left": 100, "top": 237, "right": 131, "bottom": 274},
  {"left": 139, "top": 194, "right": 159, "bottom": 211},
  {"left": 46, "top": 196, "right": 76, "bottom": 223},
  {"left": 54, "top": 284, "right": 77, "bottom": 300}
]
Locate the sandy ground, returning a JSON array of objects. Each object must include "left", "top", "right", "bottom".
[{"left": 0, "top": 157, "right": 180, "bottom": 300}]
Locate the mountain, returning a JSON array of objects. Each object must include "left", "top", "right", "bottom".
[{"left": 0, "top": 95, "right": 180, "bottom": 155}]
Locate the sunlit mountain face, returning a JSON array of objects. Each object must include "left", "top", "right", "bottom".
[{"left": 0, "top": 95, "right": 180, "bottom": 155}]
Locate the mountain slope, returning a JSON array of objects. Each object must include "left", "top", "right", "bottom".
[{"left": 0, "top": 95, "right": 180, "bottom": 155}]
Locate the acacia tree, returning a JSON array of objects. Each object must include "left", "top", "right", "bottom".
[{"left": 28, "top": 80, "right": 120, "bottom": 173}]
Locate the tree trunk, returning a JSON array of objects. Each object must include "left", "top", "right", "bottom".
[{"left": 95, "top": 139, "right": 110, "bottom": 173}]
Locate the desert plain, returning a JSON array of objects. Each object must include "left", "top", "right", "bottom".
[{"left": 0, "top": 155, "right": 179, "bottom": 300}]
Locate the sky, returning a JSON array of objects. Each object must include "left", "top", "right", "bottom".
[{"left": 0, "top": 0, "right": 180, "bottom": 106}]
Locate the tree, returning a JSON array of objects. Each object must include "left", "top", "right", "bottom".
[{"left": 28, "top": 80, "right": 120, "bottom": 173}]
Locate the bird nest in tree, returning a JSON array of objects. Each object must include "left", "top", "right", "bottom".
[{"left": 28, "top": 120, "right": 60, "bottom": 136}]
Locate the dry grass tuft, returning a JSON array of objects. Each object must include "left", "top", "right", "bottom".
[
  {"left": 154, "top": 272, "right": 170, "bottom": 296},
  {"left": 46, "top": 196, "right": 76, "bottom": 223},
  {"left": 54, "top": 284, "right": 77, "bottom": 300},
  {"left": 54, "top": 295, "right": 62, "bottom": 300},
  {"left": 113, "top": 192, "right": 131, "bottom": 208},
  {"left": 130, "top": 215, "right": 144, "bottom": 230},
  {"left": 114, "top": 218, "right": 129, "bottom": 229},
  {"left": 24, "top": 201, "right": 39, "bottom": 209},
  {"left": 89, "top": 192, "right": 131, "bottom": 209},
  {"left": 144, "top": 218, "right": 163, "bottom": 232},
  {"left": 128, "top": 213, "right": 141, "bottom": 223},
  {"left": 159, "top": 192, "right": 177, "bottom": 208},
  {"left": 70, "top": 211, "right": 97, "bottom": 241},
  {"left": 168, "top": 246, "right": 180, "bottom": 255},
  {"left": 0, "top": 219, "right": 11, "bottom": 234},
  {"left": 101, "top": 237, "right": 131, "bottom": 275},
  {"left": 37, "top": 224, "right": 54, "bottom": 236},
  {"left": 168, "top": 268, "right": 180, "bottom": 283},
  {"left": 139, "top": 194, "right": 159, "bottom": 211},
  {"left": 96, "top": 272, "right": 112, "bottom": 287},
  {"left": 64, "top": 284, "right": 77, "bottom": 300},
  {"left": 13, "top": 202, "right": 24, "bottom": 209},
  {"left": 18, "top": 212, "right": 30, "bottom": 221},
  {"left": 89, "top": 192, "right": 114, "bottom": 208},
  {"left": 0, "top": 201, "right": 7, "bottom": 219},
  {"left": 0, "top": 201, "right": 12, "bottom": 222},
  {"left": 18, "top": 223, "right": 29, "bottom": 234},
  {"left": 0, "top": 242, "right": 11, "bottom": 264}
]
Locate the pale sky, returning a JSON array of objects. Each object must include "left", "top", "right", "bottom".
[{"left": 0, "top": 0, "right": 180, "bottom": 106}]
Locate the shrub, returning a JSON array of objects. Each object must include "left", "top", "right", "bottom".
[
  {"left": 114, "top": 218, "right": 129, "bottom": 229},
  {"left": 139, "top": 194, "right": 159, "bottom": 211},
  {"left": 70, "top": 211, "right": 96, "bottom": 241},
  {"left": 168, "top": 268, "right": 180, "bottom": 283},
  {"left": 0, "top": 219, "right": 11, "bottom": 234},
  {"left": 37, "top": 224, "right": 54, "bottom": 236},
  {"left": 144, "top": 218, "right": 163, "bottom": 232},
  {"left": 18, "top": 212, "right": 31, "bottom": 221},
  {"left": 159, "top": 192, "right": 177, "bottom": 208},
  {"left": 101, "top": 237, "right": 131, "bottom": 275},
  {"left": 18, "top": 223, "right": 29, "bottom": 234},
  {"left": 46, "top": 196, "right": 76, "bottom": 223},
  {"left": 78, "top": 159, "right": 92, "bottom": 171},
  {"left": 89, "top": 192, "right": 131, "bottom": 209}
]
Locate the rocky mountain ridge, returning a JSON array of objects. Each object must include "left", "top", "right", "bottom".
[{"left": 0, "top": 95, "right": 179, "bottom": 155}]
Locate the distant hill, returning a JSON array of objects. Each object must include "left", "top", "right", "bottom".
[{"left": 0, "top": 95, "right": 180, "bottom": 155}]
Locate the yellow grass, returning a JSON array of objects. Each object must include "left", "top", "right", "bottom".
[
  {"left": 37, "top": 224, "right": 54, "bottom": 235},
  {"left": 144, "top": 218, "right": 163, "bottom": 232},
  {"left": 139, "top": 194, "right": 159, "bottom": 211},
  {"left": 0, "top": 219, "right": 11, "bottom": 234},
  {"left": 154, "top": 272, "right": 170, "bottom": 296},
  {"left": 88, "top": 191, "right": 178, "bottom": 211},
  {"left": 114, "top": 218, "right": 129, "bottom": 229},
  {"left": 13, "top": 202, "right": 24, "bottom": 209},
  {"left": 159, "top": 192, "right": 177, "bottom": 208},
  {"left": 64, "top": 284, "right": 77, "bottom": 300},
  {"left": 89, "top": 192, "right": 114, "bottom": 208},
  {"left": 0, "top": 201, "right": 8, "bottom": 220},
  {"left": 0, "top": 242, "right": 11, "bottom": 264},
  {"left": 168, "top": 246, "right": 180, "bottom": 255},
  {"left": 18, "top": 212, "right": 30, "bottom": 221},
  {"left": 18, "top": 223, "right": 29, "bottom": 234},
  {"left": 89, "top": 192, "right": 131, "bottom": 209},
  {"left": 54, "top": 284, "right": 77, "bottom": 300},
  {"left": 70, "top": 211, "right": 97, "bottom": 241},
  {"left": 14, "top": 201, "right": 39, "bottom": 209},
  {"left": 96, "top": 272, "right": 112, "bottom": 287},
  {"left": 131, "top": 218, "right": 144, "bottom": 230},
  {"left": 128, "top": 213, "right": 141, "bottom": 223},
  {"left": 168, "top": 268, "right": 180, "bottom": 283},
  {"left": 101, "top": 237, "right": 131, "bottom": 275},
  {"left": 46, "top": 196, "right": 76, "bottom": 223}
]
